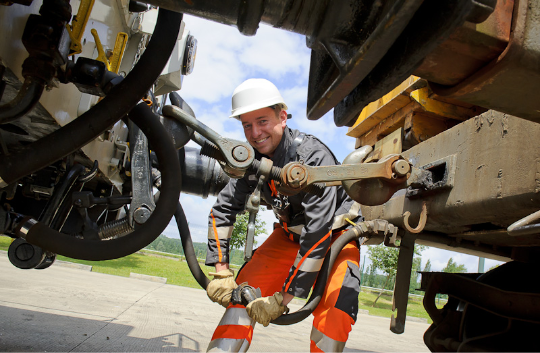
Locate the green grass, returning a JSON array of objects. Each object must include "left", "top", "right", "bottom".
[
  {"left": 358, "top": 290, "right": 432, "bottom": 323},
  {"left": 0, "top": 236, "right": 12, "bottom": 251},
  {"left": 1, "top": 236, "right": 437, "bottom": 322}
]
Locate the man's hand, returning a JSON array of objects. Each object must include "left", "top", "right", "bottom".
[
  {"left": 246, "top": 292, "right": 289, "bottom": 327},
  {"left": 207, "top": 269, "right": 237, "bottom": 308}
]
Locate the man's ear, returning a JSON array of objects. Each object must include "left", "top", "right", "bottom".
[{"left": 280, "top": 110, "right": 288, "bottom": 128}]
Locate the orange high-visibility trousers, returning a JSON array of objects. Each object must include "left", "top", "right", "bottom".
[{"left": 207, "top": 226, "right": 361, "bottom": 352}]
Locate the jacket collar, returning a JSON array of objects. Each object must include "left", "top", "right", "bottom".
[{"left": 254, "top": 126, "right": 299, "bottom": 165}]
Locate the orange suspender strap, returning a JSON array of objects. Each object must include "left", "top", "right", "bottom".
[
  {"left": 283, "top": 222, "right": 294, "bottom": 241},
  {"left": 284, "top": 230, "right": 332, "bottom": 292},
  {"left": 210, "top": 211, "right": 223, "bottom": 262},
  {"left": 269, "top": 180, "right": 278, "bottom": 197}
]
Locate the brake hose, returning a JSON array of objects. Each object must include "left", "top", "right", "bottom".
[
  {"left": 18, "top": 103, "right": 181, "bottom": 260},
  {"left": 174, "top": 194, "right": 365, "bottom": 325},
  {"left": 0, "top": 9, "right": 182, "bottom": 187}
]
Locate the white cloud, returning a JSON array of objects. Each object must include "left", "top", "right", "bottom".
[
  {"left": 181, "top": 17, "right": 310, "bottom": 106},
  {"left": 420, "top": 247, "right": 504, "bottom": 273},
  {"left": 238, "top": 24, "right": 310, "bottom": 80}
]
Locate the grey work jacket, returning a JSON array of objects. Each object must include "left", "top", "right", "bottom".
[{"left": 206, "top": 126, "right": 362, "bottom": 298}]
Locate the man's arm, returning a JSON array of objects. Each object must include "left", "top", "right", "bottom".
[
  {"left": 280, "top": 292, "right": 294, "bottom": 306},
  {"left": 215, "top": 262, "right": 229, "bottom": 272},
  {"left": 206, "top": 177, "right": 252, "bottom": 266}
]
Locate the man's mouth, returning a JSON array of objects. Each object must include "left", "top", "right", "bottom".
[{"left": 255, "top": 137, "right": 269, "bottom": 144}]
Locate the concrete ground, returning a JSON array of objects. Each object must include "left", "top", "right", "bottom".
[{"left": 0, "top": 253, "right": 430, "bottom": 352}]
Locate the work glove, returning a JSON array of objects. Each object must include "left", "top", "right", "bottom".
[
  {"left": 246, "top": 292, "right": 289, "bottom": 327},
  {"left": 207, "top": 269, "right": 238, "bottom": 308}
]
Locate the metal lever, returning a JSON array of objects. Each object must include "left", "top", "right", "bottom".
[
  {"left": 128, "top": 128, "right": 156, "bottom": 227},
  {"left": 281, "top": 154, "right": 410, "bottom": 187},
  {"left": 244, "top": 158, "right": 273, "bottom": 262},
  {"left": 278, "top": 154, "right": 411, "bottom": 205},
  {"left": 162, "top": 105, "right": 255, "bottom": 176}
]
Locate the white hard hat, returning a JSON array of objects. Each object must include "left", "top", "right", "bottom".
[{"left": 230, "top": 78, "right": 288, "bottom": 120}]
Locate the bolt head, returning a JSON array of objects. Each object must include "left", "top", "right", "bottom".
[
  {"left": 393, "top": 160, "right": 410, "bottom": 177},
  {"left": 232, "top": 146, "right": 249, "bottom": 162},
  {"left": 134, "top": 207, "right": 152, "bottom": 224}
]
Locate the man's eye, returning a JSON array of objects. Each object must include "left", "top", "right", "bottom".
[{"left": 243, "top": 125, "right": 251, "bottom": 130}]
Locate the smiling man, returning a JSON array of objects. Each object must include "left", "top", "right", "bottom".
[{"left": 205, "top": 79, "right": 363, "bottom": 353}]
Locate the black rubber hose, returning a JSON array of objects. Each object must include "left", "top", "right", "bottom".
[
  {"left": 21, "top": 103, "right": 181, "bottom": 260},
  {"left": 175, "top": 198, "right": 363, "bottom": 325},
  {"left": 0, "top": 77, "right": 45, "bottom": 124},
  {"left": 272, "top": 226, "right": 362, "bottom": 325},
  {"left": 39, "top": 164, "right": 85, "bottom": 225},
  {"left": 175, "top": 200, "right": 211, "bottom": 289},
  {"left": 0, "top": 9, "right": 182, "bottom": 186}
]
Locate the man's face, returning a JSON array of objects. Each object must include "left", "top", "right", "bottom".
[{"left": 240, "top": 107, "right": 287, "bottom": 157}]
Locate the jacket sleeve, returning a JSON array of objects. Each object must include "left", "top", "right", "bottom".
[
  {"left": 282, "top": 147, "right": 339, "bottom": 298},
  {"left": 205, "top": 176, "right": 252, "bottom": 266}
]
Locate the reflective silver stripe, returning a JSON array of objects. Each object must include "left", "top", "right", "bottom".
[
  {"left": 207, "top": 337, "right": 250, "bottom": 353},
  {"left": 310, "top": 326, "right": 346, "bottom": 353},
  {"left": 287, "top": 224, "right": 304, "bottom": 235},
  {"left": 218, "top": 307, "right": 254, "bottom": 327},
  {"left": 208, "top": 226, "right": 234, "bottom": 240},
  {"left": 332, "top": 202, "right": 361, "bottom": 230},
  {"left": 294, "top": 255, "right": 324, "bottom": 273},
  {"left": 18, "top": 218, "right": 38, "bottom": 239}
]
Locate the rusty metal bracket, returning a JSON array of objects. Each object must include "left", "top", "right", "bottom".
[{"left": 403, "top": 202, "right": 428, "bottom": 233}]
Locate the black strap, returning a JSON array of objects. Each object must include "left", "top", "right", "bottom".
[{"left": 286, "top": 132, "right": 305, "bottom": 162}]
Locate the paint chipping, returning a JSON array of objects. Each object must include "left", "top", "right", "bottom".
[
  {"left": 486, "top": 111, "right": 495, "bottom": 126},
  {"left": 496, "top": 169, "right": 503, "bottom": 198},
  {"left": 536, "top": 160, "right": 540, "bottom": 193},
  {"left": 474, "top": 116, "right": 483, "bottom": 132},
  {"left": 501, "top": 115, "right": 509, "bottom": 138}
]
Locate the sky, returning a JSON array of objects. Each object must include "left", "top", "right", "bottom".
[{"left": 160, "top": 14, "right": 504, "bottom": 273}]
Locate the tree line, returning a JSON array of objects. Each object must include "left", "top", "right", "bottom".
[{"left": 145, "top": 210, "right": 268, "bottom": 266}]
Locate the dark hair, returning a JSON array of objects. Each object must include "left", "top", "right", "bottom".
[{"left": 269, "top": 104, "right": 282, "bottom": 118}]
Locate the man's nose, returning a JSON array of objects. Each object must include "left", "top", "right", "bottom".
[{"left": 251, "top": 124, "right": 262, "bottom": 138}]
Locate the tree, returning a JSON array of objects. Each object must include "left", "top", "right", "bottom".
[
  {"left": 442, "top": 257, "right": 467, "bottom": 273},
  {"left": 423, "top": 259, "right": 432, "bottom": 272},
  {"left": 367, "top": 244, "right": 425, "bottom": 306},
  {"left": 230, "top": 210, "right": 267, "bottom": 250},
  {"left": 409, "top": 257, "right": 422, "bottom": 293}
]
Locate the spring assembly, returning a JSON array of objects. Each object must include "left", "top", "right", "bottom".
[{"left": 98, "top": 217, "right": 133, "bottom": 240}]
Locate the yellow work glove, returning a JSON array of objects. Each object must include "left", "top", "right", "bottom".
[
  {"left": 246, "top": 292, "right": 288, "bottom": 327},
  {"left": 207, "top": 269, "right": 238, "bottom": 308}
]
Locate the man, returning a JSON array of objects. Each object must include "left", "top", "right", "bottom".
[{"left": 205, "top": 78, "right": 362, "bottom": 352}]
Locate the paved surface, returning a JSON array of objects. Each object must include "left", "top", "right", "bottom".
[{"left": 0, "top": 253, "right": 430, "bottom": 352}]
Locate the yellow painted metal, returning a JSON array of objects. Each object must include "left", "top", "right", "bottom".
[
  {"left": 66, "top": 0, "right": 96, "bottom": 56},
  {"left": 109, "top": 32, "right": 128, "bottom": 74},
  {"left": 352, "top": 76, "right": 421, "bottom": 126},
  {"left": 410, "top": 87, "right": 479, "bottom": 121},
  {"left": 91, "top": 29, "right": 111, "bottom": 71},
  {"left": 347, "top": 76, "right": 424, "bottom": 138}
]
